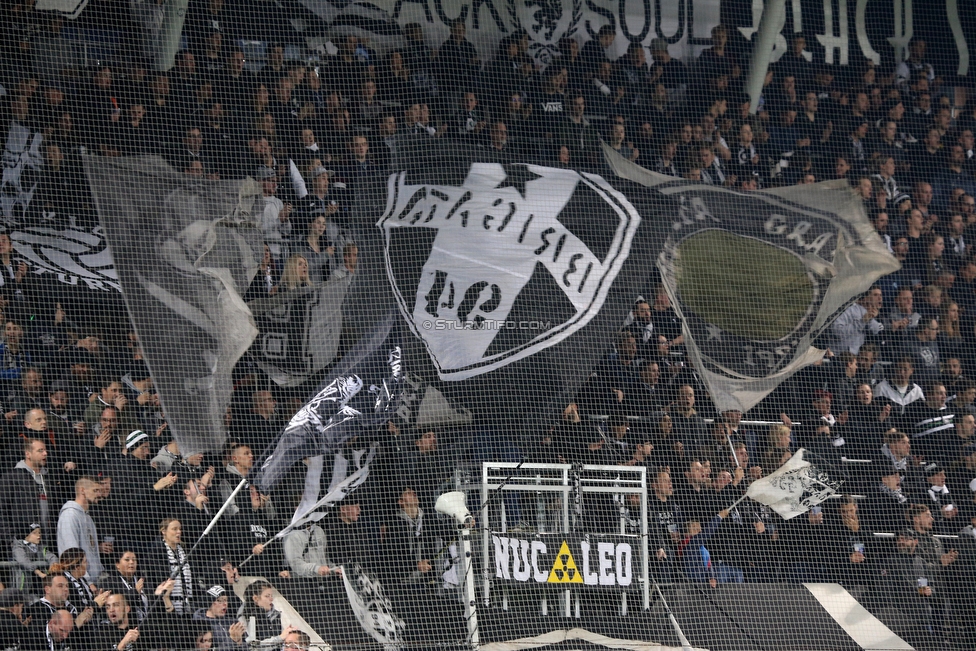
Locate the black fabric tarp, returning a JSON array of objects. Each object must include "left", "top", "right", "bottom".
[{"left": 665, "top": 583, "right": 862, "bottom": 651}]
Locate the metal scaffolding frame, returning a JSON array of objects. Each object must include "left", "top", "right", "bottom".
[{"left": 479, "top": 462, "right": 650, "bottom": 618}]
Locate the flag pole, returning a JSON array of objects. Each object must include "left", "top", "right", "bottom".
[
  {"left": 726, "top": 494, "right": 749, "bottom": 510},
  {"left": 652, "top": 579, "right": 694, "bottom": 651},
  {"left": 726, "top": 433, "right": 741, "bottom": 468},
  {"left": 138, "top": 475, "right": 250, "bottom": 629}
]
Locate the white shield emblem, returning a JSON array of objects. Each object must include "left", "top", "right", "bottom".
[{"left": 379, "top": 163, "right": 641, "bottom": 381}]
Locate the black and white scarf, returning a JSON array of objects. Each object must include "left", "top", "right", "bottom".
[
  {"left": 880, "top": 483, "right": 908, "bottom": 504},
  {"left": 928, "top": 484, "right": 951, "bottom": 506},
  {"left": 736, "top": 143, "right": 757, "bottom": 166},
  {"left": 164, "top": 543, "right": 193, "bottom": 613},
  {"left": 117, "top": 573, "right": 150, "bottom": 621},
  {"left": 64, "top": 571, "right": 96, "bottom": 609}
]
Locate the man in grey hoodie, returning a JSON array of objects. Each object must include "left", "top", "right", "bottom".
[{"left": 56, "top": 476, "right": 104, "bottom": 582}]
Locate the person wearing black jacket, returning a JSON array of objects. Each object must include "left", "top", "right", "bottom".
[
  {"left": 96, "top": 594, "right": 141, "bottom": 651},
  {"left": 22, "top": 609, "right": 74, "bottom": 651},
  {"left": 0, "top": 438, "right": 56, "bottom": 545},
  {"left": 865, "top": 467, "right": 911, "bottom": 533},
  {"left": 382, "top": 487, "right": 434, "bottom": 591},
  {"left": 824, "top": 497, "right": 878, "bottom": 597},
  {"left": 217, "top": 506, "right": 280, "bottom": 579},
  {"left": 879, "top": 529, "right": 945, "bottom": 646},
  {"left": 0, "top": 589, "right": 29, "bottom": 651},
  {"left": 322, "top": 500, "right": 373, "bottom": 569},
  {"left": 780, "top": 506, "right": 831, "bottom": 583},
  {"left": 111, "top": 431, "right": 174, "bottom": 547},
  {"left": 846, "top": 383, "right": 893, "bottom": 457},
  {"left": 97, "top": 550, "right": 150, "bottom": 624},
  {"left": 647, "top": 469, "right": 681, "bottom": 582}
]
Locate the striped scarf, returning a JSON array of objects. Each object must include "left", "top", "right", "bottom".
[{"left": 164, "top": 543, "right": 193, "bottom": 614}]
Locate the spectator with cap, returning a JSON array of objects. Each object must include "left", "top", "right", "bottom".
[
  {"left": 192, "top": 585, "right": 247, "bottom": 651},
  {"left": 912, "top": 462, "right": 958, "bottom": 533},
  {"left": 296, "top": 163, "right": 345, "bottom": 222},
  {"left": 114, "top": 430, "right": 178, "bottom": 541},
  {"left": 866, "top": 465, "right": 910, "bottom": 532},
  {"left": 10, "top": 522, "right": 57, "bottom": 596}
]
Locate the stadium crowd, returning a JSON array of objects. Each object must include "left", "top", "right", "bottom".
[{"left": 0, "top": 0, "right": 975, "bottom": 649}]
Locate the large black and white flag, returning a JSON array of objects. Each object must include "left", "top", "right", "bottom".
[
  {"left": 371, "top": 143, "right": 662, "bottom": 428},
  {"left": 253, "top": 311, "right": 403, "bottom": 527},
  {"left": 248, "top": 274, "right": 353, "bottom": 387},
  {"left": 604, "top": 145, "right": 901, "bottom": 412},
  {"left": 84, "top": 155, "right": 264, "bottom": 455}
]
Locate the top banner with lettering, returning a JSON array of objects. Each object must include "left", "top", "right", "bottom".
[
  {"left": 301, "top": 0, "right": 971, "bottom": 76},
  {"left": 492, "top": 533, "right": 639, "bottom": 590}
]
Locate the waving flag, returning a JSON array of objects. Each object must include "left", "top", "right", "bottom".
[
  {"left": 253, "top": 311, "right": 403, "bottom": 529},
  {"left": 744, "top": 449, "right": 844, "bottom": 520},
  {"left": 85, "top": 155, "right": 263, "bottom": 456},
  {"left": 604, "top": 144, "right": 900, "bottom": 412}
]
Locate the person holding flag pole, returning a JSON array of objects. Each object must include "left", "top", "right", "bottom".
[
  {"left": 132, "top": 477, "right": 250, "bottom": 642},
  {"left": 724, "top": 448, "right": 844, "bottom": 519}
]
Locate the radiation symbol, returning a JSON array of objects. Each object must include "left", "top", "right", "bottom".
[{"left": 547, "top": 541, "right": 583, "bottom": 584}]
